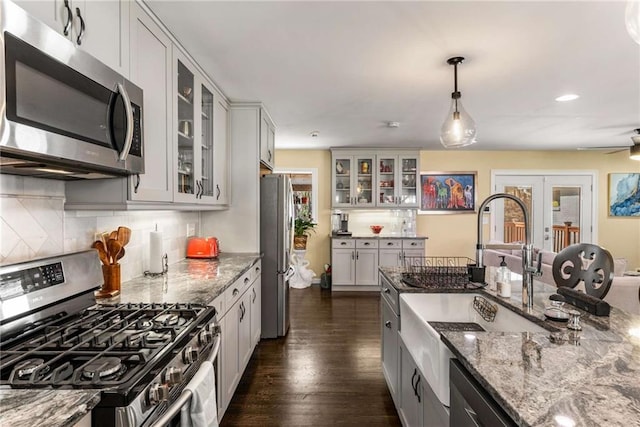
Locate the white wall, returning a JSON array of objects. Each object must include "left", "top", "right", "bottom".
[{"left": 0, "top": 175, "right": 200, "bottom": 281}]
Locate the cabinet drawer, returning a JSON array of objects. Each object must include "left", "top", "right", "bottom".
[
  {"left": 403, "top": 239, "right": 425, "bottom": 249},
  {"left": 250, "top": 260, "right": 262, "bottom": 283},
  {"left": 356, "top": 239, "right": 378, "bottom": 249},
  {"left": 380, "top": 239, "right": 401, "bottom": 249},
  {"left": 225, "top": 270, "right": 252, "bottom": 308},
  {"left": 380, "top": 274, "right": 399, "bottom": 316},
  {"left": 332, "top": 239, "right": 355, "bottom": 249}
]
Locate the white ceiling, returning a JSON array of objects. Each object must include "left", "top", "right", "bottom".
[{"left": 146, "top": 1, "right": 640, "bottom": 151}]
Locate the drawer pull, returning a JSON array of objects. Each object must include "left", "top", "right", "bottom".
[
  {"left": 341, "top": 242, "right": 347, "bottom": 246},
  {"left": 411, "top": 242, "right": 417, "bottom": 246},
  {"left": 383, "top": 287, "right": 390, "bottom": 294},
  {"left": 387, "top": 242, "right": 393, "bottom": 246},
  {"left": 244, "top": 277, "right": 250, "bottom": 285},
  {"left": 384, "top": 321, "right": 392, "bottom": 328},
  {"left": 255, "top": 267, "right": 261, "bottom": 273},
  {"left": 364, "top": 242, "right": 370, "bottom": 246},
  {"left": 232, "top": 288, "right": 239, "bottom": 296}
]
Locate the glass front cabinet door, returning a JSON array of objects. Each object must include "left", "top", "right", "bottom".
[
  {"left": 332, "top": 154, "right": 375, "bottom": 207},
  {"left": 175, "top": 57, "right": 196, "bottom": 202},
  {"left": 376, "top": 153, "right": 419, "bottom": 208}
]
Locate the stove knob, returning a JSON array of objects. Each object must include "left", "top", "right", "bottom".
[
  {"left": 199, "top": 329, "right": 213, "bottom": 345},
  {"left": 147, "top": 383, "right": 169, "bottom": 406},
  {"left": 164, "top": 366, "right": 183, "bottom": 386},
  {"left": 183, "top": 346, "right": 199, "bottom": 364}
]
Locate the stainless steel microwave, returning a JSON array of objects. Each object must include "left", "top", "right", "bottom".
[{"left": 0, "top": 0, "right": 144, "bottom": 179}]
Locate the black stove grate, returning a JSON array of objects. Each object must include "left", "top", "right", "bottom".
[{"left": 0, "top": 302, "right": 214, "bottom": 391}]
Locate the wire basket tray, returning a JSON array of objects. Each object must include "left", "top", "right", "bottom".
[{"left": 401, "top": 256, "right": 475, "bottom": 289}]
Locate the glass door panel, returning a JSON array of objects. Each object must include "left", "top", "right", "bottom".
[
  {"left": 549, "top": 186, "right": 582, "bottom": 252},
  {"left": 355, "top": 157, "right": 374, "bottom": 205},
  {"left": 495, "top": 174, "right": 594, "bottom": 251},
  {"left": 334, "top": 157, "right": 351, "bottom": 205},
  {"left": 177, "top": 60, "right": 194, "bottom": 196},
  {"left": 378, "top": 157, "right": 395, "bottom": 205},
  {"left": 399, "top": 157, "right": 418, "bottom": 206},
  {"left": 200, "top": 85, "right": 214, "bottom": 198}
]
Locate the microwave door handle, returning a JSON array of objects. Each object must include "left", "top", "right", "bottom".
[{"left": 116, "top": 83, "right": 134, "bottom": 162}]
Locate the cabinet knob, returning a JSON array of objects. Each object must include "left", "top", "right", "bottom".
[
  {"left": 384, "top": 320, "right": 391, "bottom": 328},
  {"left": 383, "top": 287, "right": 390, "bottom": 294}
]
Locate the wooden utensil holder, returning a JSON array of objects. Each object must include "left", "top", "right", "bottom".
[{"left": 96, "top": 263, "right": 121, "bottom": 298}]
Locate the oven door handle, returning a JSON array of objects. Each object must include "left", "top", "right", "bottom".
[
  {"left": 150, "top": 331, "right": 220, "bottom": 427},
  {"left": 116, "top": 82, "right": 134, "bottom": 162}
]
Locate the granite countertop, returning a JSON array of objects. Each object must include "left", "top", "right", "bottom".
[
  {"left": 97, "top": 252, "right": 261, "bottom": 305},
  {"left": 379, "top": 267, "right": 640, "bottom": 427},
  {"left": 0, "top": 390, "right": 101, "bottom": 427},
  {"left": 0, "top": 253, "right": 261, "bottom": 427}
]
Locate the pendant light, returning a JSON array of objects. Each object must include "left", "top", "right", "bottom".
[{"left": 440, "top": 56, "right": 477, "bottom": 148}]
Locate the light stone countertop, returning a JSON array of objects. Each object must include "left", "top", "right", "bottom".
[
  {"left": 379, "top": 267, "right": 640, "bottom": 427},
  {"left": 96, "top": 252, "right": 261, "bottom": 305},
  {"left": 0, "top": 390, "right": 101, "bottom": 427},
  {"left": 0, "top": 253, "right": 261, "bottom": 427}
]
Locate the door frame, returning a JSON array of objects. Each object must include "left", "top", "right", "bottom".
[{"left": 490, "top": 169, "right": 599, "bottom": 248}]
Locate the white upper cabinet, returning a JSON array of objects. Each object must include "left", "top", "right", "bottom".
[
  {"left": 128, "top": 3, "right": 172, "bottom": 202},
  {"left": 14, "top": 0, "right": 130, "bottom": 76},
  {"left": 259, "top": 110, "right": 276, "bottom": 170},
  {"left": 331, "top": 149, "right": 420, "bottom": 208},
  {"left": 213, "top": 97, "right": 230, "bottom": 206},
  {"left": 332, "top": 152, "right": 376, "bottom": 208},
  {"left": 377, "top": 153, "right": 420, "bottom": 208}
]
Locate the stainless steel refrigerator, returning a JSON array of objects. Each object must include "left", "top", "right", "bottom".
[{"left": 260, "top": 174, "right": 294, "bottom": 338}]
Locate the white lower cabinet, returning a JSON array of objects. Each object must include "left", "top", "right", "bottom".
[
  {"left": 381, "top": 293, "right": 399, "bottom": 407},
  {"left": 331, "top": 239, "right": 379, "bottom": 287},
  {"left": 213, "top": 260, "right": 262, "bottom": 420}
]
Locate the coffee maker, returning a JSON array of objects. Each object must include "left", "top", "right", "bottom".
[{"left": 331, "top": 212, "right": 352, "bottom": 236}]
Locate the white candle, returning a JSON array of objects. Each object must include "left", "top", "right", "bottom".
[{"left": 149, "top": 228, "right": 163, "bottom": 273}]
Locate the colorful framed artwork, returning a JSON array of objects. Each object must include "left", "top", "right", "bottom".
[
  {"left": 419, "top": 171, "right": 477, "bottom": 214},
  {"left": 608, "top": 173, "right": 640, "bottom": 217}
]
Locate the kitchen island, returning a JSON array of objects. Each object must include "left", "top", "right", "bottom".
[
  {"left": 0, "top": 253, "right": 261, "bottom": 427},
  {"left": 380, "top": 267, "right": 640, "bottom": 427}
]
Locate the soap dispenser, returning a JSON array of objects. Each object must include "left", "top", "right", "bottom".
[{"left": 495, "top": 255, "right": 511, "bottom": 297}]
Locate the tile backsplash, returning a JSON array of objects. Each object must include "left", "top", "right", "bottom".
[{"left": 1, "top": 175, "right": 200, "bottom": 282}]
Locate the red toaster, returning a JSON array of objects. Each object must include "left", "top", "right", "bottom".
[{"left": 186, "top": 237, "right": 219, "bottom": 258}]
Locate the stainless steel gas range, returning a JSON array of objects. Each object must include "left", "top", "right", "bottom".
[{"left": 0, "top": 250, "right": 220, "bottom": 427}]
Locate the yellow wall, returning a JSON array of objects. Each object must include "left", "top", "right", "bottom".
[{"left": 277, "top": 149, "right": 640, "bottom": 274}]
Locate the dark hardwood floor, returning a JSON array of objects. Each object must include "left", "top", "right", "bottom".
[{"left": 221, "top": 286, "right": 401, "bottom": 426}]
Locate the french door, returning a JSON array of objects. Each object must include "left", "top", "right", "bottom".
[{"left": 493, "top": 172, "right": 595, "bottom": 252}]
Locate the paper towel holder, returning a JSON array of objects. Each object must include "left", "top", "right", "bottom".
[{"left": 144, "top": 253, "right": 168, "bottom": 277}]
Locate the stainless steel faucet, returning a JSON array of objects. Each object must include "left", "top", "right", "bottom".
[{"left": 476, "top": 193, "right": 542, "bottom": 309}]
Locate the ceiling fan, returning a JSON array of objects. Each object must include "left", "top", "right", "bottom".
[{"left": 577, "top": 128, "right": 640, "bottom": 160}]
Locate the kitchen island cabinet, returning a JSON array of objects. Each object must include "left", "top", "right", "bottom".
[{"left": 379, "top": 266, "right": 640, "bottom": 427}]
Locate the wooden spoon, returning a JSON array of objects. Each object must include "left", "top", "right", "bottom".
[
  {"left": 117, "top": 226, "right": 131, "bottom": 247},
  {"left": 109, "top": 230, "right": 118, "bottom": 240},
  {"left": 115, "top": 247, "right": 126, "bottom": 262},
  {"left": 91, "top": 240, "right": 110, "bottom": 266},
  {"left": 106, "top": 238, "right": 123, "bottom": 265}
]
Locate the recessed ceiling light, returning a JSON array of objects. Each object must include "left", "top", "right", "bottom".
[
  {"left": 387, "top": 121, "right": 400, "bottom": 128},
  {"left": 310, "top": 131, "right": 319, "bottom": 137},
  {"left": 555, "top": 94, "right": 579, "bottom": 102}
]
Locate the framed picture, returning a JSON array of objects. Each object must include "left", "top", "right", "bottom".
[
  {"left": 419, "top": 171, "right": 477, "bottom": 214},
  {"left": 608, "top": 173, "right": 640, "bottom": 217}
]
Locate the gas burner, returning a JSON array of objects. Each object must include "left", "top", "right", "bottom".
[
  {"left": 15, "top": 358, "right": 49, "bottom": 378},
  {"left": 145, "top": 331, "right": 170, "bottom": 343},
  {"left": 137, "top": 319, "right": 153, "bottom": 329},
  {"left": 154, "top": 313, "right": 182, "bottom": 327},
  {"left": 82, "top": 357, "right": 124, "bottom": 379}
]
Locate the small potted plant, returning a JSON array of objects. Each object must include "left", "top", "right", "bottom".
[{"left": 294, "top": 215, "right": 317, "bottom": 250}]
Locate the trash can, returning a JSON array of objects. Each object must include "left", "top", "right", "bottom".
[{"left": 320, "top": 264, "right": 331, "bottom": 290}]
